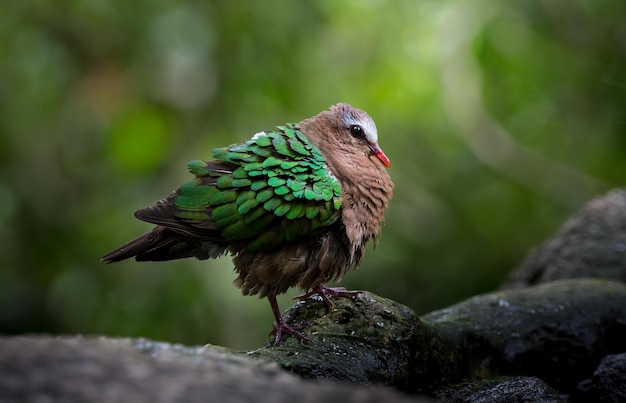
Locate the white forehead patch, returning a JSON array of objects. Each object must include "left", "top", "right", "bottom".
[{"left": 342, "top": 112, "right": 379, "bottom": 144}]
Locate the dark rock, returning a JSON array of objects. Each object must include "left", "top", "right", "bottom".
[
  {"left": 502, "top": 188, "right": 626, "bottom": 289},
  {"left": 0, "top": 335, "right": 428, "bottom": 403},
  {"left": 251, "top": 279, "right": 626, "bottom": 396},
  {"left": 575, "top": 353, "right": 626, "bottom": 403},
  {"left": 1, "top": 279, "right": 623, "bottom": 401},
  {"left": 423, "top": 279, "right": 626, "bottom": 393},
  {"left": 436, "top": 376, "right": 566, "bottom": 403},
  {"left": 250, "top": 292, "right": 455, "bottom": 394}
]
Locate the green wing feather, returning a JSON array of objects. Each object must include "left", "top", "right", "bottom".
[{"left": 172, "top": 124, "right": 342, "bottom": 252}]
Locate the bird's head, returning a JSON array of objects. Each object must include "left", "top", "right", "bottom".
[{"left": 330, "top": 103, "right": 391, "bottom": 169}]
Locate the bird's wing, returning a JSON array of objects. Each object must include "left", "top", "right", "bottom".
[{"left": 137, "top": 124, "right": 342, "bottom": 252}]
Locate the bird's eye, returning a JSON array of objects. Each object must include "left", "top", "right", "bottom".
[{"left": 349, "top": 125, "right": 364, "bottom": 138}]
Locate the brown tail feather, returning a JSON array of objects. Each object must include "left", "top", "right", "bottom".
[{"left": 101, "top": 226, "right": 187, "bottom": 263}]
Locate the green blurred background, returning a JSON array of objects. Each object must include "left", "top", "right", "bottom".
[{"left": 1, "top": 1, "right": 625, "bottom": 350}]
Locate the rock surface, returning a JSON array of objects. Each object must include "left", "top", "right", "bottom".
[
  {"left": 251, "top": 279, "right": 626, "bottom": 397},
  {"left": 502, "top": 188, "right": 626, "bottom": 289},
  {"left": 1, "top": 280, "right": 624, "bottom": 402},
  {"left": 436, "top": 376, "right": 566, "bottom": 403},
  {"left": 0, "top": 335, "right": 426, "bottom": 403},
  {"left": 575, "top": 353, "right": 626, "bottom": 403},
  {"left": 250, "top": 291, "right": 451, "bottom": 393}
]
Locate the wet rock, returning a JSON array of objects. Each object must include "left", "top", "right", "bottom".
[
  {"left": 422, "top": 279, "right": 626, "bottom": 393},
  {"left": 250, "top": 292, "right": 455, "bottom": 394},
  {"left": 0, "top": 335, "right": 425, "bottom": 403},
  {"left": 1, "top": 279, "right": 623, "bottom": 401},
  {"left": 252, "top": 279, "right": 626, "bottom": 396},
  {"left": 436, "top": 376, "right": 566, "bottom": 403},
  {"left": 502, "top": 188, "right": 626, "bottom": 289},
  {"left": 575, "top": 353, "right": 626, "bottom": 403}
]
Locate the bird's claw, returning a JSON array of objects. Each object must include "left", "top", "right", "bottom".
[
  {"left": 294, "top": 285, "right": 361, "bottom": 309},
  {"left": 268, "top": 286, "right": 361, "bottom": 345},
  {"left": 270, "top": 320, "right": 313, "bottom": 345}
]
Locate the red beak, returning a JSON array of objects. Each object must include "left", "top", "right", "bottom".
[{"left": 369, "top": 143, "right": 391, "bottom": 168}]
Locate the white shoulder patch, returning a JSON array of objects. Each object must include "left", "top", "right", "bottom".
[
  {"left": 324, "top": 163, "right": 340, "bottom": 185},
  {"left": 251, "top": 131, "right": 267, "bottom": 140}
]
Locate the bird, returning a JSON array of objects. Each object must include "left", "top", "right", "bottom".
[{"left": 101, "top": 103, "right": 394, "bottom": 344}]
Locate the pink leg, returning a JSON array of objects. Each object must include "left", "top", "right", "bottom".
[
  {"left": 295, "top": 285, "right": 361, "bottom": 309},
  {"left": 267, "top": 295, "right": 312, "bottom": 345}
]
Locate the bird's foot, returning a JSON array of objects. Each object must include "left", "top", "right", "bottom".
[
  {"left": 295, "top": 285, "right": 361, "bottom": 309},
  {"left": 267, "top": 295, "right": 313, "bottom": 345},
  {"left": 270, "top": 319, "right": 313, "bottom": 345}
]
